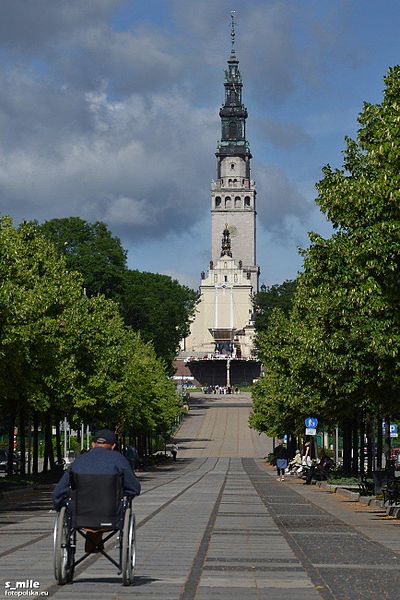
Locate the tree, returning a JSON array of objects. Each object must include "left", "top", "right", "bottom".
[
  {"left": 0, "top": 217, "right": 88, "bottom": 473},
  {"left": 0, "top": 217, "right": 181, "bottom": 474},
  {"left": 121, "top": 270, "right": 198, "bottom": 371},
  {"left": 37, "top": 217, "right": 127, "bottom": 301},
  {"left": 253, "top": 279, "right": 297, "bottom": 332},
  {"left": 250, "top": 66, "right": 400, "bottom": 471}
]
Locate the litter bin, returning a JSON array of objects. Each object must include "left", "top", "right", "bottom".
[{"left": 373, "top": 469, "right": 395, "bottom": 495}]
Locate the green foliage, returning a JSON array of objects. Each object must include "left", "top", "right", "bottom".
[
  {"left": 250, "top": 65, "right": 400, "bottom": 436},
  {"left": 253, "top": 279, "right": 297, "bottom": 333},
  {"left": 0, "top": 217, "right": 180, "bottom": 437},
  {"left": 37, "top": 217, "right": 127, "bottom": 302},
  {"left": 38, "top": 217, "right": 198, "bottom": 370},
  {"left": 121, "top": 269, "right": 198, "bottom": 371}
]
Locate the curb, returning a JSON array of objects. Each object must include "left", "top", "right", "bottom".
[{"left": 315, "top": 480, "right": 398, "bottom": 515}]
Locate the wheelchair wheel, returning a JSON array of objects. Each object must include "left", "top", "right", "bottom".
[
  {"left": 121, "top": 507, "right": 136, "bottom": 586},
  {"left": 53, "top": 506, "right": 75, "bottom": 584}
]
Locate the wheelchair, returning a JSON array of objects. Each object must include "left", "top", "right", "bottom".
[{"left": 53, "top": 472, "right": 136, "bottom": 586}]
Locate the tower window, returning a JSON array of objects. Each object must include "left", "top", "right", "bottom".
[
  {"left": 215, "top": 196, "right": 221, "bottom": 207},
  {"left": 225, "top": 196, "right": 231, "bottom": 208},
  {"left": 235, "top": 196, "right": 241, "bottom": 208},
  {"left": 224, "top": 275, "right": 228, "bottom": 282},
  {"left": 244, "top": 196, "right": 251, "bottom": 207},
  {"left": 231, "top": 163, "right": 235, "bottom": 170}
]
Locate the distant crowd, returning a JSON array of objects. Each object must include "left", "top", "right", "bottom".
[{"left": 203, "top": 385, "right": 240, "bottom": 395}]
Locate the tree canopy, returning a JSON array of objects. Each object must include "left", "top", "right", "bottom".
[
  {"left": 37, "top": 217, "right": 127, "bottom": 302},
  {"left": 37, "top": 217, "right": 198, "bottom": 369},
  {"left": 250, "top": 66, "right": 400, "bottom": 438},
  {"left": 253, "top": 279, "right": 297, "bottom": 333},
  {"left": 0, "top": 217, "right": 180, "bottom": 443},
  {"left": 120, "top": 270, "right": 198, "bottom": 372}
]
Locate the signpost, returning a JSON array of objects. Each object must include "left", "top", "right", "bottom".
[{"left": 306, "top": 427, "right": 317, "bottom": 436}]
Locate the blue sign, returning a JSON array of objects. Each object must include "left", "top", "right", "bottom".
[
  {"left": 305, "top": 417, "right": 318, "bottom": 429},
  {"left": 390, "top": 424, "right": 398, "bottom": 437}
]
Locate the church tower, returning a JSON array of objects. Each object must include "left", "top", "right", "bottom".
[
  {"left": 211, "top": 14, "right": 259, "bottom": 290},
  {"left": 181, "top": 14, "right": 261, "bottom": 384}
]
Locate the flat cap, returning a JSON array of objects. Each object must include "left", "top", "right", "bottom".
[{"left": 94, "top": 429, "right": 117, "bottom": 445}]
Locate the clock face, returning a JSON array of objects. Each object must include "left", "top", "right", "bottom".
[{"left": 228, "top": 225, "right": 238, "bottom": 238}]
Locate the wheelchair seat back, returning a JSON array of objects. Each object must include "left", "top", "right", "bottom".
[{"left": 70, "top": 472, "right": 123, "bottom": 529}]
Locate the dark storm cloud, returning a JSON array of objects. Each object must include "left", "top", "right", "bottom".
[
  {"left": 255, "top": 163, "right": 312, "bottom": 233},
  {"left": 0, "top": 0, "right": 121, "bottom": 50},
  {"left": 254, "top": 117, "right": 312, "bottom": 149},
  {"left": 0, "top": 0, "right": 336, "bottom": 247}
]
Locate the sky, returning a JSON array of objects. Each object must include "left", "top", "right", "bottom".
[{"left": 0, "top": 0, "right": 399, "bottom": 288}]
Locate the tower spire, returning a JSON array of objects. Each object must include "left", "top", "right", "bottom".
[
  {"left": 230, "top": 10, "right": 236, "bottom": 56},
  {"left": 216, "top": 12, "right": 251, "bottom": 160}
]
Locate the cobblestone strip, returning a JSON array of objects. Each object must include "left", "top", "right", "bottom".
[
  {"left": 243, "top": 459, "right": 400, "bottom": 600},
  {"left": 194, "top": 458, "right": 320, "bottom": 600}
]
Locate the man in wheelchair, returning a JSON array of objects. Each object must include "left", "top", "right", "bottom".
[{"left": 52, "top": 429, "right": 141, "bottom": 585}]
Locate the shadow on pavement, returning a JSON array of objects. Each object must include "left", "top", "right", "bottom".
[{"left": 74, "top": 576, "right": 160, "bottom": 586}]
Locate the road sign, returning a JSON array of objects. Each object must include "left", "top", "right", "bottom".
[
  {"left": 305, "top": 417, "right": 318, "bottom": 429},
  {"left": 390, "top": 424, "right": 398, "bottom": 438},
  {"left": 306, "top": 427, "right": 317, "bottom": 436}
]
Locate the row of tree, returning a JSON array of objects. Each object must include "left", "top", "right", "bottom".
[
  {"left": 0, "top": 217, "right": 197, "bottom": 475},
  {"left": 37, "top": 217, "right": 198, "bottom": 372},
  {"left": 250, "top": 66, "right": 400, "bottom": 473}
]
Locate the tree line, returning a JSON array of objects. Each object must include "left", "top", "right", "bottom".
[
  {"left": 0, "top": 216, "right": 198, "bottom": 475},
  {"left": 250, "top": 66, "right": 400, "bottom": 473}
]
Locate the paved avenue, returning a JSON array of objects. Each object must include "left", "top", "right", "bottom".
[{"left": 1, "top": 393, "right": 400, "bottom": 599}]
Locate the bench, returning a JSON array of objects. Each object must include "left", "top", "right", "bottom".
[
  {"left": 358, "top": 475, "right": 375, "bottom": 496},
  {"left": 381, "top": 479, "right": 400, "bottom": 506}
]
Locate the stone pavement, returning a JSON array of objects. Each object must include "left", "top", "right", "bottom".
[
  {"left": 2, "top": 458, "right": 400, "bottom": 599},
  {"left": 1, "top": 394, "right": 400, "bottom": 599}
]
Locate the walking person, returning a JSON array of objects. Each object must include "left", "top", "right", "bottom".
[
  {"left": 171, "top": 442, "right": 178, "bottom": 462},
  {"left": 273, "top": 439, "right": 288, "bottom": 482}
]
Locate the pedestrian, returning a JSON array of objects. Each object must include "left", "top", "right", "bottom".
[
  {"left": 273, "top": 439, "right": 288, "bottom": 482},
  {"left": 171, "top": 442, "right": 178, "bottom": 462},
  {"left": 125, "top": 444, "right": 139, "bottom": 470}
]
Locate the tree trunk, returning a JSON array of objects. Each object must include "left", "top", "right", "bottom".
[
  {"left": 377, "top": 415, "right": 383, "bottom": 469},
  {"left": 359, "top": 419, "right": 365, "bottom": 475},
  {"left": 55, "top": 420, "right": 62, "bottom": 464},
  {"left": 19, "top": 407, "right": 26, "bottom": 476},
  {"left": 33, "top": 412, "right": 39, "bottom": 475},
  {"left": 384, "top": 415, "right": 392, "bottom": 469},
  {"left": 366, "top": 417, "right": 373, "bottom": 475},
  {"left": 342, "top": 420, "right": 352, "bottom": 474},
  {"left": 7, "top": 411, "right": 16, "bottom": 476},
  {"left": 352, "top": 420, "right": 359, "bottom": 475},
  {"left": 44, "top": 413, "right": 55, "bottom": 470},
  {"left": 27, "top": 414, "right": 32, "bottom": 476}
]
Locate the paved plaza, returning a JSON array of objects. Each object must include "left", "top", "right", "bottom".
[{"left": 1, "top": 393, "right": 399, "bottom": 599}]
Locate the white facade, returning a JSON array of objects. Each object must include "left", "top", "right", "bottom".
[
  {"left": 185, "top": 253, "right": 255, "bottom": 358},
  {"left": 211, "top": 156, "right": 257, "bottom": 290}
]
